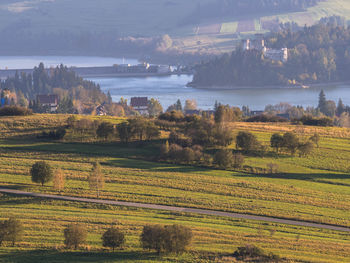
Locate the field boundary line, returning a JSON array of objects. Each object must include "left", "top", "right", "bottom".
[{"left": 0, "top": 188, "right": 349, "bottom": 232}]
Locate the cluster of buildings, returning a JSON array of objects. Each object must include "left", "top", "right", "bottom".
[
  {"left": 242, "top": 35, "right": 288, "bottom": 63},
  {"left": 130, "top": 97, "right": 214, "bottom": 116}
]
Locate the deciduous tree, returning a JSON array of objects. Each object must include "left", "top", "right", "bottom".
[
  {"left": 53, "top": 168, "right": 65, "bottom": 192},
  {"left": 30, "top": 161, "right": 53, "bottom": 186},
  {"left": 88, "top": 162, "right": 105, "bottom": 198},
  {"left": 102, "top": 227, "right": 125, "bottom": 251},
  {"left": 64, "top": 224, "right": 87, "bottom": 250}
]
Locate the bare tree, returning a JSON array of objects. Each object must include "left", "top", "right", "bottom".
[
  {"left": 53, "top": 168, "right": 65, "bottom": 192},
  {"left": 88, "top": 162, "right": 105, "bottom": 198}
]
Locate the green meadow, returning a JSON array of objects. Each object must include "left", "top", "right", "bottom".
[{"left": 0, "top": 114, "right": 349, "bottom": 262}]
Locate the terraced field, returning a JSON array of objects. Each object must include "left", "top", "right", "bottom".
[{"left": 0, "top": 114, "right": 349, "bottom": 262}]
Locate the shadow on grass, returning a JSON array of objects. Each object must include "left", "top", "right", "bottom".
[
  {"left": 2, "top": 140, "right": 159, "bottom": 159},
  {"left": 0, "top": 196, "right": 43, "bottom": 206},
  {"left": 0, "top": 250, "right": 160, "bottom": 263}
]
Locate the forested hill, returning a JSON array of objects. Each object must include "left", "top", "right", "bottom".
[
  {"left": 0, "top": 63, "right": 108, "bottom": 114},
  {"left": 189, "top": 0, "right": 323, "bottom": 22},
  {"left": 191, "top": 22, "right": 350, "bottom": 87}
]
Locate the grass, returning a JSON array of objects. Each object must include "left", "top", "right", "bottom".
[
  {"left": 0, "top": 195, "right": 349, "bottom": 263},
  {"left": 0, "top": 114, "right": 349, "bottom": 262},
  {"left": 220, "top": 22, "right": 238, "bottom": 34}
]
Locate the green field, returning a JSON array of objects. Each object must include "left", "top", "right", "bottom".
[{"left": 0, "top": 114, "right": 349, "bottom": 262}]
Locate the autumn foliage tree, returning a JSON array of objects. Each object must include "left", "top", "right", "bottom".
[
  {"left": 64, "top": 224, "right": 87, "bottom": 250},
  {"left": 0, "top": 218, "right": 23, "bottom": 246},
  {"left": 53, "top": 168, "right": 65, "bottom": 192},
  {"left": 88, "top": 162, "right": 105, "bottom": 198}
]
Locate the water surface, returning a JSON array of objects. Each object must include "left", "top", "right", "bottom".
[{"left": 90, "top": 75, "right": 350, "bottom": 110}]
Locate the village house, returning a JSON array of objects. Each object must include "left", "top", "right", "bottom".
[
  {"left": 130, "top": 97, "right": 149, "bottom": 115},
  {"left": 36, "top": 94, "right": 59, "bottom": 112},
  {"left": 96, "top": 103, "right": 107, "bottom": 116}
]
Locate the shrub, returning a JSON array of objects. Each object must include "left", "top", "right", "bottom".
[
  {"left": 41, "top": 127, "right": 66, "bottom": 140},
  {"left": 30, "top": 161, "right": 53, "bottom": 186},
  {"left": 64, "top": 224, "right": 87, "bottom": 250},
  {"left": 0, "top": 106, "right": 32, "bottom": 116},
  {"left": 233, "top": 245, "right": 281, "bottom": 262},
  {"left": 102, "top": 227, "right": 125, "bottom": 251},
  {"left": 141, "top": 224, "right": 192, "bottom": 254}
]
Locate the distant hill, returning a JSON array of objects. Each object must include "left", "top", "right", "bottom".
[{"left": 0, "top": 0, "right": 350, "bottom": 58}]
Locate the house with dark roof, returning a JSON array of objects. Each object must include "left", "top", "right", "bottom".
[
  {"left": 130, "top": 97, "right": 148, "bottom": 115},
  {"left": 37, "top": 94, "right": 59, "bottom": 112}
]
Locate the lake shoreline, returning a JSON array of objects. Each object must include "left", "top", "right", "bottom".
[{"left": 190, "top": 81, "right": 350, "bottom": 90}]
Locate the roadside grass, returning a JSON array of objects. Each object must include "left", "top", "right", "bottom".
[{"left": 0, "top": 195, "right": 349, "bottom": 263}]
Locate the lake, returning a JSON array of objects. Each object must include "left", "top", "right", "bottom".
[
  {"left": 89, "top": 75, "right": 350, "bottom": 110},
  {"left": 1, "top": 56, "right": 350, "bottom": 110}
]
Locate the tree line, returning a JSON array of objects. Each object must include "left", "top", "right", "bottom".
[{"left": 0, "top": 216, "right": 192, "bottom": 255}]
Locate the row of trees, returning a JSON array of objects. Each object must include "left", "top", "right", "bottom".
[
  {"left": 65, "top": 223, "right": 193, "bottom": 254},
  {"left": 0, "top": 218, "right": 192, "bottom": 255},
  {"left": 67, "top": 117, "right": 160, "bottom": 143},
  {"left": 30, "top": 161, "right": 104, "bottom": 198}
]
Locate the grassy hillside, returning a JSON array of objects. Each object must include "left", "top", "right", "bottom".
[{"left": 0, "top": 114, "right": 349, "bottom": 262}]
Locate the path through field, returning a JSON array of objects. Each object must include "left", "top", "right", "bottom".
[{"left": 1, "top": 188, "right": 349, "bottom": 233}]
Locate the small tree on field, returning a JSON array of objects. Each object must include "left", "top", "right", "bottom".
[
  {"left": 282, "top": 132, "right": 299, "bottom": 155},
  {"left": 298, "top": 141, "right": 314, "bottom": 157},
  {"left": 64, "top": 224, "right": 87, "bottom": 250},
  {"left": 53, "top": 168, "right": 65, "bottom": 192},
  {"left": 96, "top": 122, "right": 114, "bottom": 140},
  {"left": 102, "top": 227, "right": 125, "bottom": 251},
  {"left": 233, "top": 153, "right": 245, "bottom": 169},
  {"left": 214, "top": 149, "right": 234, "bottom": 169},
  {"left": 270, "top": 133, "right": 284, "bottom": 153},
  {"left": 30, "top": 161, "right": 53, "bottom": 186},
  {"left": 88, "top": 162, "right": 105, "bottom": 198},
  {"left": 309, "top": 133, "right": 320, "bottom": 148},
  {"left": 0, "top": 218, "right": 23, "bottom": 246}
]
